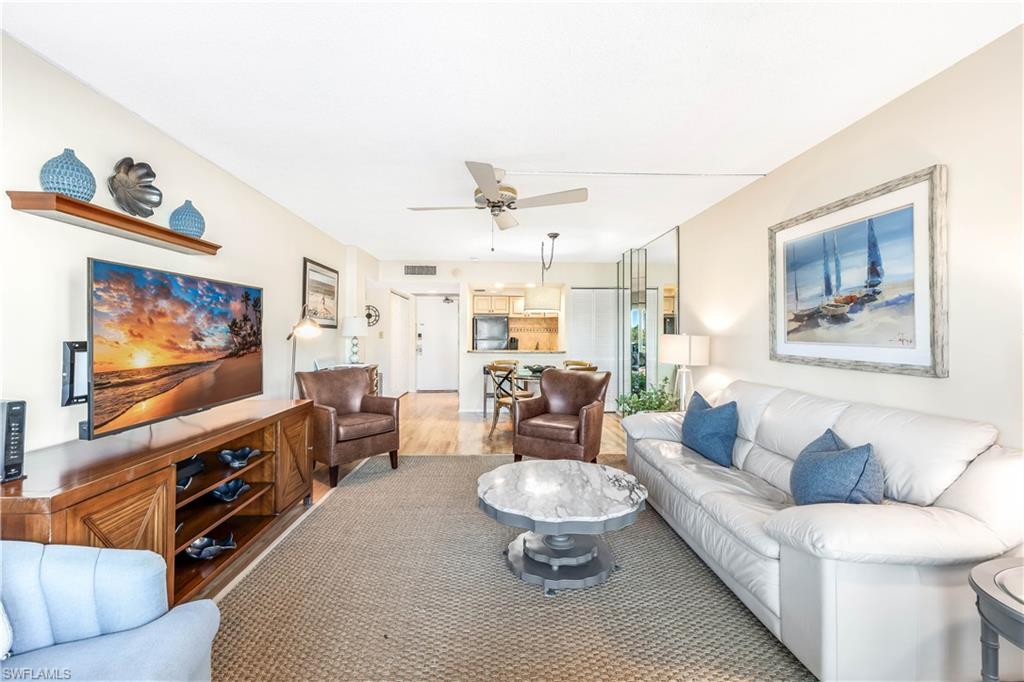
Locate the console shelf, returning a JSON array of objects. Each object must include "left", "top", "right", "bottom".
[
  {"left": 175, "top": 482, "right": 273, "bottom": 553},
  {"left": 175, "top": 450, "right": 275, "bottom": 509},
  {"left": 173, "top": 514, "right": 275, "bottom": 604},
  {"left": 6, "top": 191, "right": 221, "bottom": 255}
]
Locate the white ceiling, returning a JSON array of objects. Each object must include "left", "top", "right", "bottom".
[{"left": 3, "top": 3, "right": 1019, "bottom": 262}]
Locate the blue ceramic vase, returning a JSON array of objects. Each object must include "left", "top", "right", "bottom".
[
  {"left": 39, "top": 148, "right": 95, "bottom": 201},
  {"left": 169, "top": 200, "right": 206, "bottom": 238}
]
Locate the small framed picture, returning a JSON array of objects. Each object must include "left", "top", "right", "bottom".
[
  {"left": 768, "top": 165, "right": 948, "bottom": 377},
  {"left": 302, "top": 258, "right": 339, "bottom": 328}
]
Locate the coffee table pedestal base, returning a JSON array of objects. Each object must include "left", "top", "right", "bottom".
[{"left": 505, "top": 531, "right": 616, "bottom": 596}]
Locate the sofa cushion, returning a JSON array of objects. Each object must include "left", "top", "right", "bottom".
[
  {"left": 754, "top": 390, "right": 851, "bottom": 460},
  {"left": 834, "top": 403, "right": 999, "bottom": 506},
  {"left": 682, "top": 393, "right": 738, "bottom": 467},
  {"left": 519, "top": 414, "right": 579, "bottom": 443},
  {"left": 790, "top": 429, "right": 883, "bottom": 505},
  {"left": 633, "top": 439, "right": 791, "bottom": 505},
  {"left": 336, "top": 413, "right": 395, "bottom": 442},
  {"left": 700, "top": 491, "right": 789, "bottom": 559},
  {"left": 715, "top": 381, "right": 786, "bottom": 443}
]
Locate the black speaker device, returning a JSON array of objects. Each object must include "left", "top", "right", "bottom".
[{"left": 2, "top": 400, "right": 27, "bottom": 483}]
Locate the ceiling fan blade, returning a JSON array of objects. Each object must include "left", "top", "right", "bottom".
[
  {"left": 494, "top": 211, "right": 518, "bottom": 230},
  {"left": 465, "top": 161, "right": 501, "bottom": 201},
  {"left": 407, "top": 206, "right": 477, "bottom": 211},
  {"left": 513, "top": 188, "right": 588, "bottom": 210}
]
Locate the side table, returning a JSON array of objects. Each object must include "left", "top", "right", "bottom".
[{"left": 969, "top": 558, "right": 1024, "bottom": 681}]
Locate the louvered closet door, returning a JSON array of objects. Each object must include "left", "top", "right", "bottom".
[{"left": 568, "top": 288, "right": 618, "bottom": 412}]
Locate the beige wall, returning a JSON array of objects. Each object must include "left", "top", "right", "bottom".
[
  {"left": 678, "top": 28, "right": 1023, "bottom": 446},
  {"left": 0, "top": 37, "right": 375, "bottom": 450}
]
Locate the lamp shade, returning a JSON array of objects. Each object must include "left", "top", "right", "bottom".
[
  {"left": 659, "top": 334, "right": 710, "bottom": 366},
  {"left": 292, "top": 317, "right": 322, "bottom": 340},
  {"left": 340, "top": 315, "right": 369, "bottom": 337},
  {"left": 524, "top": 284, "right": 561, "bottom": 313}
]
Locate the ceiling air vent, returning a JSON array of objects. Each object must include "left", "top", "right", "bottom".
[{"left": 404, "top": 265, "right": 437, "bottom": 276}]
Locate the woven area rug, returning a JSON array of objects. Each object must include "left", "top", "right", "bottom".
[{"left": 212, "top": 455, "right": 812, "bottom": 681}]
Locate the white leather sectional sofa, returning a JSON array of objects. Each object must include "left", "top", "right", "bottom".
[{"left": 622, "top": 380, "right": 1023, "bottom": 681}]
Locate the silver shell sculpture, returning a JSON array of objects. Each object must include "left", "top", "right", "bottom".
[{"left": 107, "top": 157, "right": 163, "bottom": 217}]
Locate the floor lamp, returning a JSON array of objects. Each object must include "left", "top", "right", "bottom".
[
  {"left": 659, "top": 334, "right": 710, "bottom": 408},
  {"left": 288, "top": 304, "right": 322, "bottom": 399}
]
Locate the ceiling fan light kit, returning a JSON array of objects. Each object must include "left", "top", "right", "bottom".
[{"left": 407, "top": 160, "right": 588, "bottom": 232}]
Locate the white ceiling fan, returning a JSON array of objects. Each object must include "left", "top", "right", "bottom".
[{"left": 407, "top": 161, "right": 588, "bottom": 230}]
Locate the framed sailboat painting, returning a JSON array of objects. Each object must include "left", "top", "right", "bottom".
[{"left": 768, "top": 165, "right": 948, "bottom": 377}]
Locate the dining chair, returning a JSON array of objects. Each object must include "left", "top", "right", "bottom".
[
  {"left": 487, "top": 363, "right": 533, "bottom": 438},
  {"left": 564, "top": 359, "right": 597, "bottom": 371}
]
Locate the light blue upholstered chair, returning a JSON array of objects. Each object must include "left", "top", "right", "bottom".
[{"left": 1, "top": 540, "right": 220, "bottom": 681}]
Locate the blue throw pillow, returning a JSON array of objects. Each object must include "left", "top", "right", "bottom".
[
  {"left": 681, "top": 392, "right": 738, "bottom": 467},
  {"left": 790, "top": 429, "right": 884, "bottom": 505}
]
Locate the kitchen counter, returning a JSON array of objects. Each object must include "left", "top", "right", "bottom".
[{"left": 467, "top": 350, "right": 566, "bottom": 354}]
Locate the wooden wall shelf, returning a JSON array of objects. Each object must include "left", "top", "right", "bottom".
[{"left": 7, "top": 191, "right": 221, "bottom": 255}]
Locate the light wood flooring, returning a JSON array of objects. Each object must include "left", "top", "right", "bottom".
[{"left": 311, "top": 391, "right": 626, "bottom": 500}]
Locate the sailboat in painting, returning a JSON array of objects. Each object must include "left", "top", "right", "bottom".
[
  {"left": 820, "top": 232, "right": 851, "bottom": 317},
  {"left": 783, "top": 204, "right": 916, "bottom": 347},
  {"left": 865, "top": 217, "right": 884, "bottom": 290}
]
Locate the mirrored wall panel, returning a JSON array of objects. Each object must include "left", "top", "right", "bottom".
[{"left": 615, "top": 227, "right": 678, "bottom": 407}]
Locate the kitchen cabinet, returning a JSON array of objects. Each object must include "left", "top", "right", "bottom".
[
  {"left": 510, "top": 295, "right": 525, "bottom": 314},
  {"left": 473, "top": 295, "right": 510, "bottom": 314}
]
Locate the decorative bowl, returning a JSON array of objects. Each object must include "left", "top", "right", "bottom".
[
  {"left": 209, "top": 478, "right": 251, "bottom": 503},
  {"left": 218, "top": 447, "right": 260, "bottom": 469},
  {"left": 524, "top": 364, "right": 555, "bottom": 375},
  {"left": 107, "top": 157, "right": 162, "bottom": 217},
  {"left": 184, "top": 533, "right": 236, "bottom": 560}
]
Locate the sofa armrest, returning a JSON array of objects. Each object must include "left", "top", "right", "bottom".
[
  {"left": 764, "top": 502, "right": 1009, "bottom": 566},
  {"left": 621, "top": 411, "right": 684, "bottom": 443},
  {"left": 310, "top": 404, "right": 338, "bottom": 462},
  {"left": 935, "top": 445, "right": 1024, "bottom": 549},
  {"left": 8, "top": 600, "right": 220, "bottom": 682},
  {"left": 513, "top": 396, "right": 546, "bottom": 431},
  {"left": 578, "top": 400, "right": 605, "bottom": 450},
  {"left": 361, "top": 394, "right": 399, "bottom": 420}
]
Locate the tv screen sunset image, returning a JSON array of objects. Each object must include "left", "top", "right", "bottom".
[{"left": 90, "top": 261, "right": 263, "bottom": 436}]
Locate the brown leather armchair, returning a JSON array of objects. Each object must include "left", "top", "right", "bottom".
[
  {"left": 513, "top": 368, "right": 611, "bottom": 463},
  {"left": 295, "top": 367, "right": 399, "bottom": 486}
]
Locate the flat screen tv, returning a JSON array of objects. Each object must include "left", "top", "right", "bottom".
[{"left": 86, "top": 259, "right": 263, "bottom": 439}]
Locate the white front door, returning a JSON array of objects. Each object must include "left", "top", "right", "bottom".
[
  {"left": 415, "top": 295, "right": 459, "bottom": 391},
  {"left": 389, "top": 292, "right": 412, "bottom": 396}
]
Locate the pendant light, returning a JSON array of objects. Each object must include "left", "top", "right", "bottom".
[{"left": 524, "top": 233, "right": 562, "bottom": 313}]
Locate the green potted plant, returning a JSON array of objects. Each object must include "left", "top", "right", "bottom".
[{"left": 616, "top": 377, "right": 679, "bottom": 417}]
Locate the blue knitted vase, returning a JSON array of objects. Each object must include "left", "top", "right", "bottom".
[
  {"left": 169, "top": 200, "right": 206, "bottom": 238},
  {"left": 39, "top": 148, "right": 95, "bottom": 201}
]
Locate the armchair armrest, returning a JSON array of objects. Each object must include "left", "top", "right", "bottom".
[
  {"left": 764, "top": 502, "right": 1010, "bottom": 566},
  {"left": 310, "top": 404, "right": 338, "bottom": 462},
  {"left": 9, "top": 600, "right": 220, "bottom": 681},
  {"left": 621, "top": 411, "right": 684, "bottom": 442},
  {"left": 513, "top": 396, "right": 546, "bottom": 431},
  {"left": 578, "top": 400, "right": 605, "bottom": 451},
  {"left": 361, "top": 394, "right": 399, "bottom": 420}
]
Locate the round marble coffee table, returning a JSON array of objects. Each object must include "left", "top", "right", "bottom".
[{"left": 477, "top": 460, "right": 647, "bottom": 595}]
